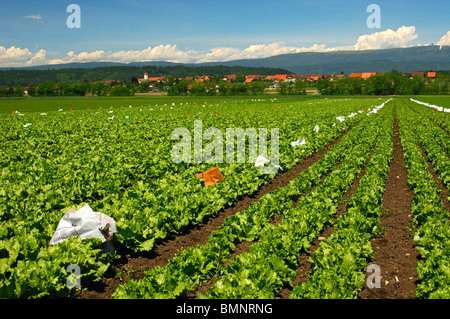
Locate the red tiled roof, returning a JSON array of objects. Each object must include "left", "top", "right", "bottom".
[
  {"left": 224, "top": 74, "right": 237, "bottom": 81},
  {"left": 362, "top": 72, "right": 377, "bottom": 79},
  {"left": 245, "top": 75, "right": 261, "bottom": 83},
  {"left": 273, "top": 74, "right": 288, "bottom": 81}
]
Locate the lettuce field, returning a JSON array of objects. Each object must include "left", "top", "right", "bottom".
[{"left": 0, "top": 95, "right": 449, "bottom": 299}]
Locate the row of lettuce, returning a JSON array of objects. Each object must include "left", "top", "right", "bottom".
[
  {"left": 2, "top": 96, "right": 446, "bottom": 298},
  {"left": 114, "top": 97, "right": 450, "bottom": 299},
  {"left": 0, "top": 97, "right": 382, "bottom": 298},
  {"left": 112, "top": 99, "right": 393, "bottom": 298},
  {"left": 292, "top": 98, "right": 450, "bottom": 299},
  {"left": 399, "top": 99, "right": 450, "bottom": 298}
]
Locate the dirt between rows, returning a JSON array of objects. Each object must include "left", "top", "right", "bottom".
[
  {"left": 358, "top": 109, "right": 418, "bottom": 299},
  {"left": 78, "top": 125, "right": 355, "bottom": 299}
]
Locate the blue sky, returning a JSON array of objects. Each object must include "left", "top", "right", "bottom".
[{"left": 0, "top": 0, "right": 449, "bottom": 66}]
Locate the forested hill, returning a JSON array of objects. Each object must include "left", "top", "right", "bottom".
[{"left": 0, "top": 65, "right": 292, "bottom": 87}]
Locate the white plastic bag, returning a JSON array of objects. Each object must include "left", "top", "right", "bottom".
[
  {"left": 254, "top": 155, "right": 283, "bottom": 172},
  {"left": 254, "top": 155, "right": 270, "bottom": 167},
  {"left": 291, "top": 138, "right": 306, "bottom": 148},
  {"left": 49, "top": 204, "right": 117, "bottom": 246}
]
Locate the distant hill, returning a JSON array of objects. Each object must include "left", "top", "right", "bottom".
[
  {"left": 0, "top": 45, "right": 449, "bottom": 86},
  {"left": 199, "top": 45, "right": 450, "bottom": 74},
  {"left": 0, "top": 64, "right": 292, "bottom": 87}
]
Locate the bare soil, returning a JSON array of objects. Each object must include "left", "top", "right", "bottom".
[{"left": 358, "top": 107, "right": 418, "bottom": 299}]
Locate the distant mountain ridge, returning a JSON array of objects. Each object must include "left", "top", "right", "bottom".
[{"left": 199, "top": 45, "right": 450, "bottom": 74}]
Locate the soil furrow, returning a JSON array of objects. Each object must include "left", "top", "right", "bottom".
[{"left": 358, "top": 106, "right": 418, "bottom": 299}]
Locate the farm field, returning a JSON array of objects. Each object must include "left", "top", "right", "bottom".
[{"left": 0, "top": 95, "right": 449, "bottom": 300}]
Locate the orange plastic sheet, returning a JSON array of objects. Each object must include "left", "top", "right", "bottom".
[{"left": 196, "top": 167, "right": 224, "bottom": 186}]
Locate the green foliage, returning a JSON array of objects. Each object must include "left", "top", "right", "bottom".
[
  {"left": 396, "top": 100, "right": 450, "bottom": 298},
  {"left": 317, "top": 70, "right": 450, "bottom": 95},
  {"left": 0, "top": 65, "right": 292, "bottom": 87},
  {"left": 109, "top": 85, "right": 134, "bottom": 96},
  {"left": 111, "top": 98, "right": 393, "bottom": 298}
]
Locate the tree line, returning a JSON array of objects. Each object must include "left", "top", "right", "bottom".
[
  {"left": 317, "top": 70, "right": 449, "bottom": 95},
  {"left": 0, "top": 65, "right": 292, "bottom": 87},
  {"left": 0, "top": 69, "right": 448, "bottom": 97},
  {"left": 0, "top": 76, "right": 308, "bottom": 97}
]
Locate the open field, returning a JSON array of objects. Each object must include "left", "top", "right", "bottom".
[{"left": 0, "top": 95, "right": 449, "bottom": 299}]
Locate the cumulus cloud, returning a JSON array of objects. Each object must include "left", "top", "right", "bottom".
[
  {"left": 48, "top": 50, "right": 107, "bottom": 64},
  {"left": 2, "top": 26, "right": 449, "bottom": 67},
  {"left": 0, "top": 46, "right": 47, "bottom": 67},
  {"left": 0, "top": 46, "right": 33, "bottom": 65},
  {"left": 24, "top": 49, "right": 47, "bottom": 66},
  {"left": 46, "top": 43, "right": 340, "bottom": 65},
  {"left": 353, "top": 25, "right": 418, "bottom": 50},
  {"left": 436, "top": 31, "right": 450, "bottom": 48}
]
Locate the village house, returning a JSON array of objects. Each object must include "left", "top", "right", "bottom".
[
  {"left": 273, "top": 74, "right": 289, "bottom": 82},
  {"left": 362, "top": 72, "right": 377, "bottom": 79},
  {"left": 138, "top": 72, "right": 165, "bottom": 83},
  {"left": 195, "top": 75, "right": 210, "bottom": 82},
  {"left": 410, "top": 71, "right": 425, "bottom": 78},
  {"left": 245, "top": 75, "right": 262, "bottom": 83},
  {"left": 223, "top": 74, "right": 237, "bottom": 82},
  {"left": 331, "top": 74, "right": 347, "bottom": 80}
]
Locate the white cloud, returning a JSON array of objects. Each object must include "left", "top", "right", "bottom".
[
  {"left": 436, "top": 31, "right": 450, "bottom": 48},
  {"left": 24, "top": 49, "right": 47, "bottom": 66},
  {"left": 23, "top": 14, "right": 42, "bottom": 20},
  {"left": 108, "top": 45, "right": 201, "bottom": 63},
  {"left": 48, "top": 50, "right": 107, "bottom": 65},
  {"left": 0, "top": 46, "right": 47, "bottom": 67},
  {"left": 0, "top": 46, "right": 33, "bottom": 65},
  {"left": 2, "top": 25, "right": 449, "bottom": 68},
  {"left": 47, "top": 43, "right": 339, "bottom": 65},
  {"left": 353, "top": 26, "right": 418, "bottom": 50}
]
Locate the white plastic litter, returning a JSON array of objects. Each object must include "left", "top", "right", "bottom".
[
  {"left": 291, "top": 138, "right": 306, "bottom": 147},
  {"left": 255, "top": 155, "right": 270, "bottom": 167},
  {"left": 367, "top": 98, "right": 392, "bottom": 116},
  {"left": 49, "top": 204, "right": 117, "bottom": 246},
  {"left": 314, "top": 125, "right": 320, "bottom": 133},
  {"left": 108, "top": 116, "right": 115, "bottom": 120},
  {"left": 254, "top": 155, "right": 283, "bottom": 171},
  {"left": 336, "top": 116, "right": 346, "bottom": 122},
  {"left": 23, "top": 123, "right": 32, "bottom": 127},
  {"left": 410, "top": 98, "right": 450, "bottom": 113}
]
